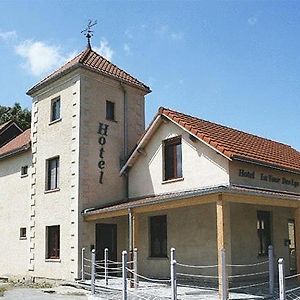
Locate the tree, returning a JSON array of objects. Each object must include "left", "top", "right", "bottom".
[{"left": 0, "top": 102, "right": 31, "bottom": 130}]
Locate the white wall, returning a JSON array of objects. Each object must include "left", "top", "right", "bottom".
[
  {"left": 129, "top": 121, "right": 230, "bottom": 198},
  {"left": 0, "top": 151, "right": 31, "bottom": 277}
]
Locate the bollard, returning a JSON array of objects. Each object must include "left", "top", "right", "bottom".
[
  {"left": 268, "top": 245, "right": 274, "bottom": 295},
  {"left": 104, "top": 248, "right": 108, "bottom": 286},
  {"left": 221, "top": 248, "right": 228, "bottom": 300},
  {"left": 133, "top": 248, "right": 138, "bottom": 288},
  {"left": 278, "top": 258, "right": 286, "bottom": 300},
  {"left": 91, "top": 249, "right": 96, "bottom": 295},
  {"left": 170, "top": 248, "right": 177, "bottom": 300},
  {"left": 81, "top": 247, "right": 85, "bottom": 281},
  {"left": 122, "top": 250, "right": 128, "bottom": 300}
]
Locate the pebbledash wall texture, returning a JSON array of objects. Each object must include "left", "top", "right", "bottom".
[{"left": 0, "top": 44, "right": 300, "bottom": 282}]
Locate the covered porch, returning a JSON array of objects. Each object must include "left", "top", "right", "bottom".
[{"left": 81, "top": 186, "right": 300, "bottom": 297}]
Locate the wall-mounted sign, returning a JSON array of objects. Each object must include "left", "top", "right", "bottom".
[
  {"left": 239, "top": 169, "right": 300, "bottom": 188},
  {"left": 98, "top": 123, "right": 109, "bottom": 184}
]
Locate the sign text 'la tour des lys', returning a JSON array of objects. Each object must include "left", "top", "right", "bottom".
[
  {"left": 239, "top": 169, "right": 300, "bottom": 188},
  {"left": 98, "top": 122, "right": 109, "bottom": 184}
]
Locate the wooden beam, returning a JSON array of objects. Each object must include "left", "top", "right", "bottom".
[
  {"left": 84, "top": 209, "right": 128, "bottom": 221},
  {"left": 223, "top": 193, "right": 299, "bottom": 208},
  {"left": 216, "top": 195, "right": 230, "bottom": 300},
  {"left": 132, "top": 194, "right": 217, "bottom": 214}
]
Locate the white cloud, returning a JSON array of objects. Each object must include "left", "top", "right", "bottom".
[
  {"left": 0, "top": 30, "right": 17, "bottom": 41},
  {"left": 123, "top": 43, "right": 131, "bottom": 55},
  {"left": 94, "top": 39, "right": 114, "bottom": 61},
  {"left": 248, "top": 16, "right": 258, "bottom": 26},
  {"left": 156, "top": 25, "right": 184, "bottom": 41},
  {"left": 15, "top": 40, "right": 72, "bottom": 76}
]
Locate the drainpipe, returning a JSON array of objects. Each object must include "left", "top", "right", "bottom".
[
  {"left": 128, "top": 208, "right": 133, "bottom": 252},
  {"left": 120, "top": 83, "right": 129, "bottom": 200}
]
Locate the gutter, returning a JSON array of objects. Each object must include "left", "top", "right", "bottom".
[{"left": 0, "top": 144, "right": 31, "bottom": 161}]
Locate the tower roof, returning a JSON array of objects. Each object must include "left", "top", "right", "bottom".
[{"left": 27, "top": 47, "right": 151, "bottom": 95}]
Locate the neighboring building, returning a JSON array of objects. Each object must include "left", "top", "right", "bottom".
[{"left": 0, "top": 44, "right": 299, "bottom": 285}]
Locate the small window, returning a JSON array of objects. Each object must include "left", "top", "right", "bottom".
[
  {"left": 21, "top": 165, "right": 28, "bottom": 177},
  {"left": 46, "top": 225, "right": 60, "bottom": 259},
  {"left": 46, "top": 157, "right": 59, "bottom": 191},
  {"left": 20, "top": 227, "right": 26, "bottom": 239},
  {"left": 106, "top": 101, "right": 115, "bottom": 121},
  {"left": 257, "top": 211, "right": 272, "bottom": 256},
  {"left": 51, "top": 97, "right": 61, "bottom": 122},
  {"left": 150, "top": 215, "right": 167, "bottom": 258},
  {"left": 164, "top": 137, "right": 182, "bottom": 181}
]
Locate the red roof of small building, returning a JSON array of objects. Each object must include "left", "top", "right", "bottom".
[
  {"left": 27, "top": 47, "right": 151, "bottom": 95},
  {"left": 0, "top": 128, "right": 31, "bottom": 158},
  {"left": 160, "top": 107, "right": 300, "bottom": 173}
]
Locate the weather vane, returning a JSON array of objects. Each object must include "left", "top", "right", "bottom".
[{"left": 81, "top": 19, "right": 97, "bottom": 49}]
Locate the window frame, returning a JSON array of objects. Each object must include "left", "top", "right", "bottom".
[
  {"left": 257, "top": 210, "right": 272, "bottom": 256},
  {"left": 106, "top": 100, "right": 115, "bottom": 121},
  {"left": 46, "top": 225, "right": 60, "bottom": 260},
  {"left": 163, "top": 137, "right": 182, "bottom": 181},
  {"left": 50, "top": 97, "right": 61, "bottom": 123},
  {"left": 20, "top": 227, "right": 27, "bottom": 240},
  {"left": 45, "top": 156, "right": 60, "bottom": 191},
  {"left": 21, "top": 165, "right": 28, "bottom": 177},
  {"left": 149, "top": 215, "right": 167, "bottom": 258}
]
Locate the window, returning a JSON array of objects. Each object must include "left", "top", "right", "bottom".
[
  {"left": 106, "top": 101, "right": 115, "bottom": 121},
  {"left": 46, "top": 157, "right": 59, "bottom": 191},
  {"left": 46, "top": 225, "right": 60, "bottom": 259},
  {"left": 164, "top": 137, "right": 182, "bottom": 181},
  {"left": 150, "top": 215, "right": 167, "bottom": 257},
  {"left": 20, "top": 227, "right": 26, "bottom": 239},
  {"left": 257, "top": 211, "right": 272, "bottom": 256},
  {"left": 21, "top": 165, "right": 28, "bottom": 177},
  {"left": 51, "top": 97, "right": 61, "bottom": 122}
]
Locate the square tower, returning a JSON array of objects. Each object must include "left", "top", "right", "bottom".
[{"left": 26, "top": 47, "right": 151, "bottom": 280}]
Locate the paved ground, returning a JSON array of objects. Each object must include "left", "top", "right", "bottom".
[{"left": 1, "top": 286, "right": 89, "bottom": 300}]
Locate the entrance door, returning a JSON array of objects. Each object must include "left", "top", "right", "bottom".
[
  {"left": 95, "top": 223, "right": 117, "bottom": 262},
  {"left": 288, "top": 219, "right": 297, "bottom": 273}
]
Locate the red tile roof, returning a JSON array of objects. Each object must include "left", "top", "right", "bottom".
[
  {"left": 27, "top": 48, "right": 151, "bottom": 95},
  {"left": 160, "top": 107, "right": 300, "bottom": 173},
  {"left": 0, "top": 129, "right": 31, "bottom": 158}
]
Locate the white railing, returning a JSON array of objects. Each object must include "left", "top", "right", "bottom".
[
  {"left": 278, "top": 258, "right": 300, "bottom": 300},
  {"left": 80, "top": 245, "right": 279, "bottom": 300}
]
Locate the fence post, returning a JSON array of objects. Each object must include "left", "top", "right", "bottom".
[
  {"left": 133, "top": 248, "right": 138, "bottom": 288},
  {"left": 104, "top": 248, "right": 108, "bottom": 286},
  {"left": 268, "top": 245, "right": 274, "bottom": 295},
  {"left": 278, "top": 258, "right": 286, "bottom": 300},
  {"left": 81, "top": 247, "right": 85, "bottom": 281},
  {"left": 170, "top": 248, "right": 177, "bottom": 300},
  {"left": 122, "top": 250, "right": 128, "bottom": 300},
  {"left": 221, "top": 248, "right": 228, "bottom": 300},
  {"left": 91, "top": 249, "right": 96, "bottom": 295}
]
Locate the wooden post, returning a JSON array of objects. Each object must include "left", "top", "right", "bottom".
[
  {"left": 216, "top": 195, "right": 230, "bottom": 300},
  {"left": 295, "top": 206, "right": 300, "bottom": 282}
]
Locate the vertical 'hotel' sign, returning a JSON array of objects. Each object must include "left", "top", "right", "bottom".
[{"left": 98, "top": 122, "right": 109, "bottom": 184}]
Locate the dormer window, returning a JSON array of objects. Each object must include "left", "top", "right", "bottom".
[
  {"left": 163, "top": 137, "right": 182, "bottom": 181},
  {"left": 51, "top": 97, "right": 61, "bottom": 122}
]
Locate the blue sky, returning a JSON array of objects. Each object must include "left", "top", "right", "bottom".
[{"left": 0, "top": 1, "right": 299, "bottom": 150}]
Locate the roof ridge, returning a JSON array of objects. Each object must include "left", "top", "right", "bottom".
[{"left": 160, "top": 107, "right": 293, "bottom": 149}]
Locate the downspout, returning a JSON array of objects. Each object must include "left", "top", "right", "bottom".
[{"left": 120, "top": 83, "right": 129, "bottom": 200}]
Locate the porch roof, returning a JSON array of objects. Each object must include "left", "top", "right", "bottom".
[{"left": 82, "top": 185, "right": 300, "bottom": 220}]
